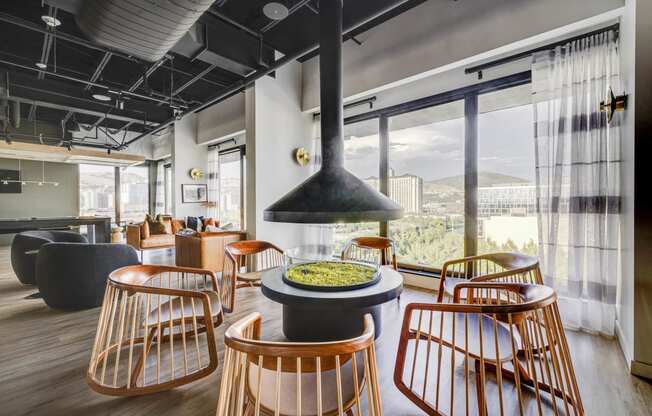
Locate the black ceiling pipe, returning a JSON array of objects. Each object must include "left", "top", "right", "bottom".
[{"left": 263, "top": 0, "right": 403, "bottom": 224}]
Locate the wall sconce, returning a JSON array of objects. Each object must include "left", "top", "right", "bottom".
[{"left": 600, "top": 87, "right": 627, "bottom": 123}]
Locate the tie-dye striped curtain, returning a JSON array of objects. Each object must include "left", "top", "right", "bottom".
[
  {"left": 532, "top": 30, "right": 621, "bottom": 335},
  {"left": 207, "top": 147, "right": 220, "bottom": 220},
  {"left": 154, "top": 161, "right": 165, "bottom": 215}
]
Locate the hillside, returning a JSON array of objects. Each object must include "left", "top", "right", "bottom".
[{"left": 425, "top": 172, "right": 530, "bottom": 191}]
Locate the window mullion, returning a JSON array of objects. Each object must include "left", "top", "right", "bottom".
[
  {"left": 464, "top": 93, "right": 478, "bottom": 257},
  {"left": 379, "top": 115, "right": 389, "bottom": 237}
]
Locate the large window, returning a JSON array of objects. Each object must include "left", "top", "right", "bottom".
[
  {"left": 164, "top": 164, "right": 172, "bottom": 214},
  {"left": 79, "top": 164, "right": 115, "bottom": 221},
  {"left": 477, "top": 84, "right": 537, "bottom": 256},
  {"left": 340, "top": 72, "right": 535, "bottom": 273},
  {"left": 332, "top": 119, "right": 381, "bottom": 253},
  {"left": 120, "top": 165, "right": 149, "bottom": 223},
  {"left": 388, "top": 101, "right": 465, "bottom": 269},
  {"left": 218, "top": 147, "right": 245, "bottom": 230}
]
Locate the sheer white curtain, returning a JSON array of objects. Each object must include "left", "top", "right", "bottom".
[
  {"left": 532, "top": 30, "right": 621, "bottom": 335},
  {"left": 207, "top": 147, "right": 220, "bottom": 219},
  {"left": 154, "top": 161, "right": 165, "bottom": 215}
]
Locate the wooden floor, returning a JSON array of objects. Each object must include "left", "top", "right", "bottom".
[{"left": 1, "top": 245, "right": 651, "bottom": 416}]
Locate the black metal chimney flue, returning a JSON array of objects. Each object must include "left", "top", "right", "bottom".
[
  {"left": 319, "top": 0, "right": 344, "bottom": 171},
  {"left": 263, "top": 0, "right": 403, "bottom": 224}
]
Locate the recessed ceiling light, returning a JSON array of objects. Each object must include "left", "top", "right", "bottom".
[
  {"left": 35, "top": 62, "right": 47, "bottom": 69},
  {"left": 41, "top": 15, "right": 62, "bottom": 27},
  {"left": 263, "top": 2, "right": 289, "bottom": 20},
  {"left": 92, "top": 93, "right": 112, "bottom": 102}
]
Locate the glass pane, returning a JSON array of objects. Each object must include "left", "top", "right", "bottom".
[
  {"left": 332, "top": 119, "right": 380, "bottom": 253},
  {"left": 120, "top": 165, "right": 149, "bottom": 223},
  {"left": 164, "top": 166, "right": 172, "bottom": 214},
  {"left": 79, "top": 164, "right": 115, "bottom": 222},
  {"left": 478, "top": 84, "right": 538, "bottom": 256},
  {"left": 219, "top": 150, "right": 242, "bottom": 230},
  {"left": 388, "top": 100, "right": 465, "bottom": 269}
]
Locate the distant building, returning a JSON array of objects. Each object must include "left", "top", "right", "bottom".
[
  {"left": 478, "top": 184, "right": 536, "bottom": 217},
  {"left": 365, "top": 173, "right": 423, "bottom": 214}
]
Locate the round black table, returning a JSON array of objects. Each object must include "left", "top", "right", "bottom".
[{"left": 261, "top": 266, "right": 403, "bottom": 341}]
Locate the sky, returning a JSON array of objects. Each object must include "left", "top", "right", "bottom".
[{"left": 343, "top": 104, "right": 535, "bottom": 183}]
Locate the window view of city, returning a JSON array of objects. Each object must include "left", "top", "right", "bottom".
[
  {"left": 79, "top": 164, "right": 149, "bottom": 224},
  {"left": 218, "top": 149, "right": 243, "bottom": 230},
  {"left": 334, "top": 84, "right": 538, "bottom": 270},
  {"left": 79, "top": 164, "right": 115, "bottom": 221},
  {"left": 119, "top": 165, "right": 149, "bottom": 223},
  {"left": 478, "top": 85, "right": 537, "bottom": 257}
]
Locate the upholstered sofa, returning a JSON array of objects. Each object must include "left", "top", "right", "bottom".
[
  {"left": 11, "top": 230, "right": 88, "bottom": 285},
  {"left": 175, "top": 231, "right": 247, "bottom": 272},
  {"left": 126, "top": 216, "right": 185, "bottom": 253},
  {"left": 36, "top": 242, "right": 140, "bottom": 310}
]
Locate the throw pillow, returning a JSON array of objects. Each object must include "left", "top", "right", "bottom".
[
  {"left": 202, "top": 217, "right": 217, "bottom": 231},
  {"left": 171, "top": 219, "right": 185, "bottom": 234},
  {"left": 147, "top": 214, "right": 167, "bottom": 235},
  {"left": 219, "top": 222, "right": 234, "bottom": 231},
  {"left": 205, "top": 224, "right": 220, "bottom": 233},
  {"left": 140, "top": 219, "right": 150, "bottom": 239},
  {"left": 186, "top": 216, "right": 200, "bottom": 232}
]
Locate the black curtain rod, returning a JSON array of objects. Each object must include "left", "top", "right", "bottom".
[
  {"left": 207, "top": 137, "right": 239, "bottom": 150},
  {"left": 312, "top": 96, "right": 377, "bottom": 119},
  {"left": 465, "top": 23, "right": 620, "bottom": 75}
]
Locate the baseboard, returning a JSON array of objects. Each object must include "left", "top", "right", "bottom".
[
  {"left": 631, "top": 360, "right": 652, "bottom": 380},
  {"left": 615, "top": 319, "right": 633, "bottom": 371}
]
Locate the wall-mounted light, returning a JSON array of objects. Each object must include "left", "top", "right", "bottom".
[{"left": 600, "top": 87, "right": 627, "bottom": 123}]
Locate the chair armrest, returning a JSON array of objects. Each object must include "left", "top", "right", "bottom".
[{"left": 126, "top": 224, "right": 142, "bottom": 250}]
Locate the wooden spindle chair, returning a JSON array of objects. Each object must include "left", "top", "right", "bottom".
[
  {"left": 216, "top": 312, "right": 382, "bottom": 416},
  {"left": 87, "top": 264, "right": 223, "bottom": 396},
  {"left": 221, "top": 240, "right": 285, "bottom": 313},
  {"left": 341, "top": 237, "right": 398, "bottom": 270},
  {"left": 394, "top": 282, "right": 583, "bottom": 415},
  {"left": 438, "top": 252, "right": 543, "bottom": 302}
]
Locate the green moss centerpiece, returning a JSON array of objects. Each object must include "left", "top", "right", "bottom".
[{"left": 283, "top": 261, "right": 380, "bottom": 291}]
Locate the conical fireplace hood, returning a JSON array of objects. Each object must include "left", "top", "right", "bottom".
[{"left": 264, "top": 0, "right": 403, "bottom": 224}]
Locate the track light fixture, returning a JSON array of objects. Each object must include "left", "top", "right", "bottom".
[{"left": 41, "top": 15, "right": 61, "bottom": 27}]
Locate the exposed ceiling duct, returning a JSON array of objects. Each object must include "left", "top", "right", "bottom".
[
  {"left": 76, "top": 0, "right": 215, "bottom": 62},
  {"left": 263, "top": 0, "right": 404, "bottom": 224}
]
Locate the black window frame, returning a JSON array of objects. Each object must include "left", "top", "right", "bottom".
[{"left": 342, "top": 71, "right": 532, "bottom": 275}]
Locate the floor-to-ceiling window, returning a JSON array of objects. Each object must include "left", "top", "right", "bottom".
[
  {"left": 164, "top": 163, "right": 172, "bottom": 215},
  {"left": 79, "top": 164, "right": 116, "bottom": 222},
  {"left": 218, "top": 147, "right": 245, "bottom": 230},
  {"left": 388, "top": 101, "right": 465, "bottom": 269},
  {"left": 119, "top": 165, "right": 149, "bottom": 223},
  {"left": 341, "top": 72, "right": 533, "bottom": 273},
  {"left": 332, "top": 119, "right": 381, "bottom": 253},
  {"left": 477, "top": 84, "right": 538, "bottom": 256}
]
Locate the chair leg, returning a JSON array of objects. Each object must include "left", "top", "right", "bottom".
[{"left": 475, "top": 359, "right": 488, "bottom": 416}]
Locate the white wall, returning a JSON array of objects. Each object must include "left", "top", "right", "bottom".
[
  {"left": 245, "top": 61, "right": 314, "bottom": 249},
  {"left": 196, "top": 93, "right": 245, "bottom": 144},
  {"left": 617, "top": 0, "right": 636, "bottom": 369},
  {"left": 172, "top": 113, "right": 208, "bottom": 218},
  {"left": 0, "top": 158, "right": 79, "bottom": 245},
  {"left": 302, "top": 0, "right": 624, "bottom": 111}
]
